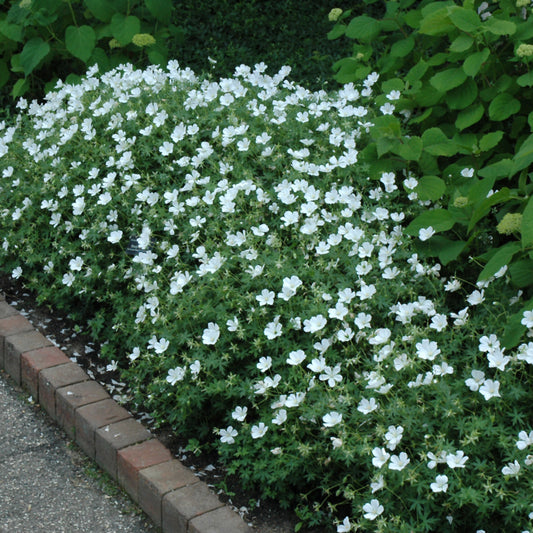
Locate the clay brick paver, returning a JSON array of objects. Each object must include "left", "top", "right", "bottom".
[
  {"left": 38, "top": 362, "right": 90, "bottom": 419},
  {"left": 75, "top": 399, "right": 131, "bottom": 459},
  {"left": 138, "top": 460, "right": 199, "bottom": 526},
  {"left": 4, "top": 330, "right": 52, "bottom": 384},
  {"left": 56, "top": 380, "right": 110, "bottom": 439},
  {"left": 95, "top": 418, "right": 152, "bottom": 481},
  {"left": 117, "top": 439, "right": 172, "bottom": 502},
  {"left": 21, "top": 346, "right": 70, "bottom": 400},
  {"left": 189, "top": 505, "right": 251, "bottom": 533},
  {"left": 161, "top": 482, "right": 224, "bottom": 532},
  {"left": 0, "top": 300, "right": 18, "bottom": 319},
  {"left": 0, "top": 314, "right": 35, "bottom": 371}
]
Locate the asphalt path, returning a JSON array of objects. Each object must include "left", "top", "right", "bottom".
[{"left": 0, "top": 371, "right": 158, "bottom": 533}]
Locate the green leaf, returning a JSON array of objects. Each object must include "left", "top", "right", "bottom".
[
  {"left": 488, "top": 93, "right": 520, "bottom": 121},
  {"left": 529, "top": 112, "right": 533, "bottom": 131},
  {"left": 11, "top": 77, "right": 29, "bottom": 97},
  {"left": 509, "top": 259, "right": 533, "bottom": 288},
  {"left": 517, "top": 72, "right": 533, "bottom": 87},
  {"left": 19, "top": 37, "right": 50, "bottom": 76},
  {"left": 478, "top": 242, "right": 521, "bottom": 281},
  {"left": 430, "top": 68, "right": 467, "bottom": 92},
  {"left": 514, "top": 134, "right": 533, "bottom": 172},
  {"left": 468, "top": 187, "right": 510, "bottom": 232},
  {"left": 84, "top": 0, "right": 117, "bottom": 22},
  {"left": 405, "top": 209, "right": 456, "bottom": 236},
  {"left": 479, "top": 131, "right": 504, "bottom": 152},
  {"left": 145, "top": 0, "right": 173, "bottom": 23},
  {"left": 455, "top": 102, "right": 484, "bottom": 130},
  {"left": 447, "top": 79, "right": 478, "bottom": 111},
  {"left": 0, "top": 20, "right": 23, "bottom": 42},
  {"left": 450, "top": 34, "right": 474, "bottom": 52},
  {"left": 65, "top": 25, "right": 96, "bottom": 63},
  {"left": 502, "top": 305, "right": 529, "bottom": 349},
  {"left": 390, "top": 37, "right": 415, "bottom": 57},
  {"left": 422, "top": 127, "right": 458, "bottom": 156},
  {"left": 406, "top": 60, "right": 428, "bottom": 83},
  {"left": 463, "top": 48, "right": 490, "bottom": 77},
  {"left": 327, "top": 24, "right": 346, "bottom": 40},
  {"left": 415, "top": 175, "right": 446, "bottom": 201},
  {"left": 392, "top": 136, "right": 423, "bottom": 161},
  {"left": 522, "top": 196, "right": 533, "bottom": 248},
  {"left": 484, "top": 17, "right": 516, "bottom": 35},
  {"left": 0, "top": 60, "right": 9, "bottom": 89},
  {"left": 478, "top": 159, "right": 515, "bottom": 179},
  {"left": 110, "top": 14, "right": 140, "bottom": 45},
  {"left": 448, "top": 6, "right": 481, "bottom": 31},
  {"left": 345, "top": 16, "right": 381, "bottom": 42},
  {"left": 419, "top": 8, "right": 453, "bottom": 35}
]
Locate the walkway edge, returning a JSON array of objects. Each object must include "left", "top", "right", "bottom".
[{"left": 0, "top": 293, "right": 252, "bottom": 533}]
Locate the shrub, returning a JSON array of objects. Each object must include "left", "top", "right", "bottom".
[
  {"left": 1, "top": 63, "right": 533, "bottom": 531},
  {"left": 327, "top": 0, "right": 533, "bottom": 345},
  {"left": 0, "top": 0, "right": 184, "bottom": 100}
]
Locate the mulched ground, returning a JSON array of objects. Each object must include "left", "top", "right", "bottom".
[{"left": 0, "top": 274, "right": 323, "bottom": 533}]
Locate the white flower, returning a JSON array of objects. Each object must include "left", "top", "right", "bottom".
[
  {"left": 108, "top": 230, "right": 123, "bottom": 243},
  {"left": 307, "top": 356, "right": 327, "bottom": 373},
  {"left": 357, "top": 397, "right": 378, "bottom": 414},
  {"left": 257, "top": 356, "right": 272, "bottom": 372},
  {"left": 384, "top": 425, "right": 404, "bottom": 451},
  {"left": 286, "top": 350, "right": 306, "bottom": 365},
  {"left": 517, "top": 342, "right": 533, "bottom": 364},
  {"left": 272, "top": 409, "right": 287, "bottom": 425},
  {"left": 69, "top": 256, "right": 84, "bottom": 271},
  {"left": 479, "top": 334, "right": 500, "bottom": 352},
  {"left": 303, "top": 314, "right": 327, "bottom": 333},
  {"left": 231, "top": 406, "right": 248, "bottom": 422},
  {"left": 416, "top": 339, "right": 441, "bottom": 361},
  {"left": 354, "top": 312, "right": 372, "bottom": 329},
  {"left": 487, "top": 348, "right": 511, "bottom": 371},
  {"left": 371, "top": 447, "right": 390, "bottom": 468},
  {"left": 517, "top": 430, "right": 533, "bottom": 450},
  {"left": 251, "top": 422, "right": 268, "bottom": 439},
  {"left": 467, "top": 289, "right": 485, "bottom": 305},
  {"left": 368, "top": 328, "right": 391, "bottom": 345},
  {"left": 322, "top": 411, "right": 342, "bottom": 427},
  {"left": 362, "top": 499, "right": 384, "bottom": 521},
  {"left": 152, "top": 337, "right": 170, "bottom": 354},
  {"left": 446, "top": 450, "right": 469, "bottom": 468},
  {"left": 11, "top": 266, "right": 22, "bottom": 279},
  {"left": 337, "top": 516, "right": 352, "bottom": 532},
  {"left": 285, "top": 392, "right": 306, "bottom": 407},
  {"left": 389, "top": 452, "right": 410, "bottom": 471},
  {"left": 465, "top": 369, "right": 486, "bottom": 391},
  {"left": 521, "top": 310, "right": 533, "bottom": 328},
  {"left": 220, "top": 426, "right": 238, "bottom": 444},
  {"left": 256, "top": 289, "right": 275, "bottom": 306},
  {"left": 202, "top": 322, "right": 220, "bottom": 345},
  {"left": 501, "top": 460, "right": 520, "bottom": 476},
  {"left": 418, "top": 226, "right": 435, "bottom": 241},
  {"left": 166, "top": 366, "right": 185, "bottom": 385},
  {"left": 226, "top": 317, "right": 239, "bottom": 332},
  {"left": 479, "top": 379, "right": 501, "bottom": 400},
  {"left": 264, "top": 316, "right": 283, "bottom": 339},
  {"left": 430, "top": 475, "right": 449, "bottom": 493},
  {"left": 371, "top": 475, "right": 385, "bottom": 493},
  {"left": 319, "top": 365, "right": 343, "bottom": 387}
]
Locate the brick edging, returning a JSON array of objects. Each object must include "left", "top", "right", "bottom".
[{"left": 0, "top": 294, "right": 252, "bottom": 533}]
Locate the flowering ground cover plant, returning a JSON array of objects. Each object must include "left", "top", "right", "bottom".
[{"left": 1, "top": 62, "right": 533, "bottom": 532}]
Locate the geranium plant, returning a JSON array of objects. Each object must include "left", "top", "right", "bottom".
[{"left": 0, "top": 62, "right": 532, "bottom": 531}]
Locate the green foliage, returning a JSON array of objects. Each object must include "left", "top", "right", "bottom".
[
  {"left": 328, "top": 0, "right": 533, "bottom": 319},
  {"left": 1, "top": 62, "right": 533, "bottom": 532},
  {"left": 0, "top": 0, "right": 184, "bottom": 99}
]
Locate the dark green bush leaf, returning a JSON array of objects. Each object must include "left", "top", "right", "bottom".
[
  {"left": 0, "top": 20, "right": 23, "bottom": 42},
  {"left": 478, "top": 159, "right": 515, "bottom": 179},
  {"left": 0, "top": 60, "right": 9, "bottom": 89},
  {"left": 391, "top": 36, "right": 415, "bottom": 57},
  {"left": 513, "top": 134, "right": 533, "bottom": 172},
  {"left": 484, "top": 17, "right": 516, "bottom": 35},
  {"left": 84, "top": 0, "right": 117, "bottom": 22},
  {"left": 392, "top": 136, "right": 423, "bottom": 161},
  {"left": 479, "top": 131, "right": 504, "bottom": 152},
  {"left": 455, "top": 102, "right": 484, "bottom": 130},
  {"left": 345, "top": 16, "right": 381, "bottom": 42},
  {"left": 448, "top": 6, "right": 481, "bottom": 32},
  {"left": 450, "top": 34, "right": 474, "bottom": 52},
  {"left": 509, "top": 259, "right": 533, "bottom": 288},
  {"left": 20, "top": 37, "right": 50, "bottom": 76},
  {"left": 489, "top": 93, "right": 520, "bottom": 121},
  {"left": 65, "top": 25, "right": 96, "bottom": 62},
  {"left": 430, "top": 68, "right": 467, "bottom": 92},
  {"left": 463, "top": 48, "right": 489, "bottom": 77},
  {"left": 502, "top": 306, "right": 529, "bottom": 349},
  {"left": 419, "top": 7, "right": 453, "bottom": 35},
  {"left": 522, "top": 196, "right": 533, "bottom": 248},
  {"left": 517, "top": 72, "right": 533, "bottom": 88},
  {"left": 468, "top": 188, "right": 510, "bottom": 233},
  {"left": 145, "top": 0, "right": 173, "bottom": 23},
  {"left": 447, "top": 79, "right": 478, "bottom": 111},
  {"left": 110, "top": 14, "right": 140, "bottom": 45},
  {"left": 478, "top": 242, "right": 521, "bottom": 281},
  {"left": 327, "top": 24, "right": 346, "bottom": 40},
  {"left": 422, "top": 127, "right": 458, "bottom": 156},
  {"left": 405, "top": 209, "right": 456, "bottom": 235},
  {"left": 415, "top": 175, "right": 446, "bottom": 201}
]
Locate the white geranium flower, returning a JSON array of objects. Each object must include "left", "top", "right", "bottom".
[
  {"left": 362, "top": 499, "right": 384, "bottom": 520},
  {"left": 202, "top": 322, "right": 220, "bottom": 345},
  {"left": 251, "top": 422, "right": 268, "bottom": 439},
  {"left": 322, "top": 411, "right": 342, "bottom": 427},
  {"left": 220, "top": 426, "right": 238, "bottom": 444},
  {"left": 430, "top": 475, "right": 449, "bottom": 493},
  {"left": 303, "top": 314, "right": 327, "bottom": 333}
]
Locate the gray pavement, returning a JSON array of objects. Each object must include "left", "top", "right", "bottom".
[{"left": 0, "top": 371, "right": 158, "bottom": 533}]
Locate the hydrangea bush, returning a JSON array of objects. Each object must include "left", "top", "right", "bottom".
[{"left": 1, "top": 62, "right": 533, "bottom": 532}]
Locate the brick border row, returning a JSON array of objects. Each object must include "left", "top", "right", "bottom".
[{"left": 0, "top": 293, "right": 251, "bottom": 533}]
